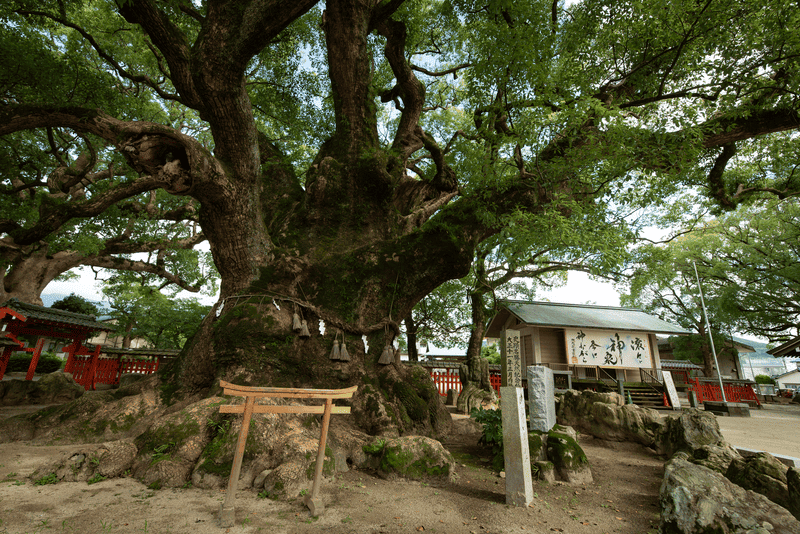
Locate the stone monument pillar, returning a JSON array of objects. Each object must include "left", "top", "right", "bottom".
[
  {"left": 500, "top": 329, "right": 533, "bottom": 507},
  {"left": 527, "top": 365, "right": 555, "bottom": 433}
]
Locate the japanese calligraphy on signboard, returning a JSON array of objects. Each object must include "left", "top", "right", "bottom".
[{"left": 566, "top": 328, "right": 652, "bottom": 369}]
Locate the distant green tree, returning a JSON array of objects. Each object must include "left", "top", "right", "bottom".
[
  {"left": 754, "top": 374, "right": 775, "bottom": 385},
  {"left": 481, "top": 344, "right": 501, "bottom": 365},
  {"left": 50, "top": 293, "right": 100, "bottom": 316},
  {"left": 102, "top": 278, "right": 209, "bottom": 350}
]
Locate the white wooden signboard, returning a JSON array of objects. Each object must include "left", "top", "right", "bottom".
[
  {"left": 662, "top": 371, "right": 681, "bottom": 409},
  {"left": 566, "top": 328, "right": 652, "bottom": 369}
]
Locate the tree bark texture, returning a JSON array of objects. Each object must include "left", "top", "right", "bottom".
[{"left": 456, "top": 292, "right": 497, "bottom": 414}]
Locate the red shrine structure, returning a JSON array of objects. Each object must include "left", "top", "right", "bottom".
[{"left": 0, "top": 299, "right": 111, "bottom": 388}]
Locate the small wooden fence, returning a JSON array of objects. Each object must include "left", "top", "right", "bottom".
[{"left": 687, "top": 377, "right": 761, "bottom": 407}]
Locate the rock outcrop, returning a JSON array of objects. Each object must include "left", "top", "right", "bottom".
[
  {"left": 660, "top": 454, "right": 800, "bottom": 534},
  {"left": 29, "top": 439, "right": 138, "bottom": 484},
  {"left": 525, "top": 425, "right": 592, "bottom": 485},
  {"left": 556, "top": 389, "right": 662, "bottom": 445},
  {"left": 0, "top": 372, "right": 84, "bottom": 406},
  {"left": 726, "top": 452, "right": 800, "bottom": 521},
  {"left": 655, "top": 409, "right": 741, "bottom": 473}
]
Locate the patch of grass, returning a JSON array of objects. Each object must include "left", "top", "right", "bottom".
[
  {"left": 87, "top": 473, "right": 107, "bottom": 485},
  {"left": 34, "top": 473, "right": 58, "bottom": 485}
]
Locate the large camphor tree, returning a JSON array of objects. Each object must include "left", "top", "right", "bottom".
[{"left": 2, "top": 0, "right": 799, "bottom": 434}]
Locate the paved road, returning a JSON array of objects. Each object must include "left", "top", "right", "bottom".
[{"left": 714, "top": 403, "right": 800, "bottom": 461}]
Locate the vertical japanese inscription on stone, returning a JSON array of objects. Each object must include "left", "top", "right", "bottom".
[
  {"left": 500, "top": 386, "right": 534, "bottom": 507},
  {"left": 502, "top": 329, "right": 523, "bottom": 387}
]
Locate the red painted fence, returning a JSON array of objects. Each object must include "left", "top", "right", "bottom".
[
  {"left": 687, "top": 378, "right": 761, "bottom": 407},
  {"left": 427, "top": 367, "right": 503, "bottom": 397},
  {"left": 430, "top": 369, "right": 461, "bottom": 396},
  {"left": 70, "top": 355, "right": 163, "bottom": 390}
]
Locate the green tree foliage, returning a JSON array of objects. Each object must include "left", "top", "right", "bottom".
[
  {"left": 689, "top": 199, "right": 800, "bottom": 342},
  {"left": 103, "top": 279, "right": 210, "bottom": 349},
  {"left": 50, "top": 293, "right": 100, "bottom": 316},
  {"left": 480, "top": 344, "right": 501, "bottom": 365},
  {"left": 624, "top": 196, "right": 799, "bottom": 375},
  {"left": 621, "top": 238, "right": 734, "bottom": 376},
  {"left": 0, "top": 8, "right": 216, "bottom": 305},
  {"left": 754, "top": 374, "right": 775, "bottom": 385}
]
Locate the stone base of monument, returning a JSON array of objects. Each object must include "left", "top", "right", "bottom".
[{"left": 703, "top": 401, "right": 751, "bottom": 417}]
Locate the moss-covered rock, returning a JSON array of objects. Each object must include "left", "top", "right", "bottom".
[
  {"left": 546, "top": 430, "right": 592, "bottom": 485},
  {"left": 533, "top": 460, "right": 555, "bottom": 482},
  {"left": 351, "top": 366, "right": 451, "bottom": 438},
  {"left": 655, "top": 409, "right": 728, "bottom": 458},
  {"left": 372, "top": 436, "right": 456, "bottom": 483},
  {"left": 28, "top": 439, "right": 137, "bottom": 484},
  {"left": 132, "top": 398, "right": 213, "bottom": 488}
]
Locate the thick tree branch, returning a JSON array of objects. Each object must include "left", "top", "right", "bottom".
[
  {"left": 82, "top": 255, "right": 202, "bottom": 292},
  {"left": 0, "top": 105, "right": 230, "bottom": 244},
  {"left": 701, "top": 108, "right": 800, "bottom": 148},
  {"left": 377, "top": 19, "right": 426, "bottom": 159},
  {"left": 115, "top": 0, "right": 204, "bottom": 109},
  {"left": 706, "top": 143, "right": 738, "bottom": 209},
  {"left": 411, "top": 63, "right": 472, "bottom": 78}
]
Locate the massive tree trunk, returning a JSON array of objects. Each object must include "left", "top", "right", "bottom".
[{"left": 136, "top": 0, "right": 471, "bottom": 437}]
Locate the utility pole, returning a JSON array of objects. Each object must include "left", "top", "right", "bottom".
[{"left": 693, "top": 261, "right": 727, "bottom": 402}]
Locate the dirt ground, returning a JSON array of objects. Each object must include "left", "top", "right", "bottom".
[{"left": 0, "top": 403, "right": 663, "bottom": 534}]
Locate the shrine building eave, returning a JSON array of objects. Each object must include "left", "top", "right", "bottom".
[
  {"left": 485, "top": 300, "right": 692, "bottom": 339},
  {"left": 0, "top": 298, "right": 112, "bottom": 336}
]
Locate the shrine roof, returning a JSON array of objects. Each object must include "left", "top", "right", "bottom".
[
  {"left": 0, "top": 298, "right": 111, "bottom": 332},
  {"left": 486, "top": 300, "right": 692, "bottom": 338},
  {"left": 660, "top": 359, "right": 703, "bottom": 371},
  {"left": 767, "top": 335, "right": 800, "bottom": 358}
]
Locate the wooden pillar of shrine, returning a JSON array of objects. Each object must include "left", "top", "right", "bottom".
[
  {"left": 62, "top": 339, "right": 81, "bottom": 375},
  {"left": 25, "top": 338, "right": 46, "bottom": 381},
  {"left": 0, "top": 346, "right": 14, "bottom": 379}
]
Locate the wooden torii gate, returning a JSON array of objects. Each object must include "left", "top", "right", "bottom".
[
  {"left": 0, "top": 299, "right": 110, "bottom": 388},
  {"left": 217, "top": 381, "right": 357, "bottom": 527}
]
